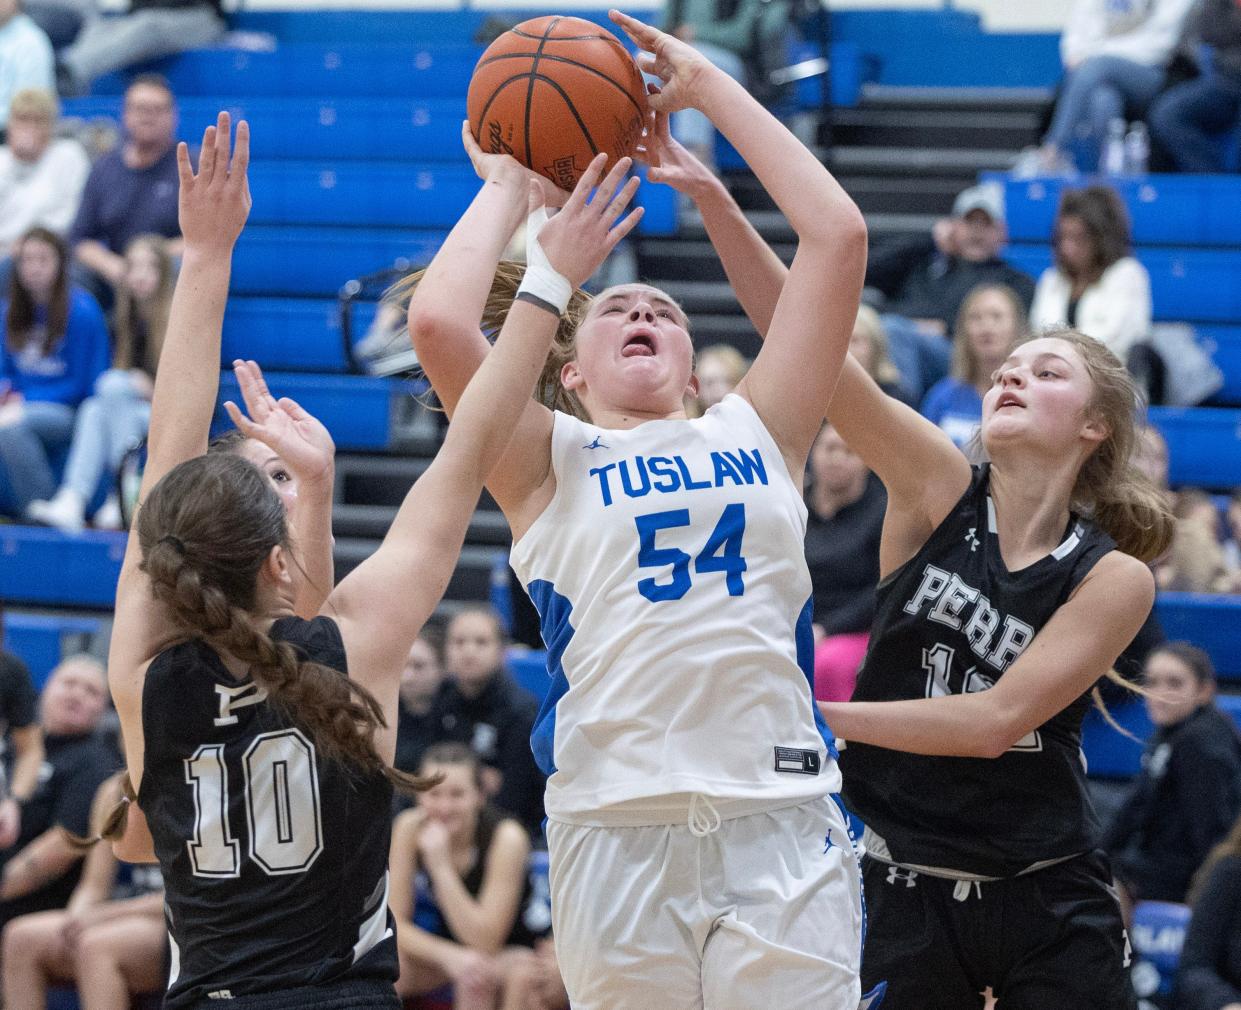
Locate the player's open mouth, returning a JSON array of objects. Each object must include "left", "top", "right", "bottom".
[
  {"left": 621, "top": 332, "right": 656, "bottom": 357},
  {"left": 996, "top": 392, "right": 1025, "bottom": 410}
]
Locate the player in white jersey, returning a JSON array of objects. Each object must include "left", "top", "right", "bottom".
[{"left": 401, "top": 11, "right": 871, "bottom": 1010}]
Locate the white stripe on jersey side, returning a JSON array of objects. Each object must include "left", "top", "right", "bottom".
[
  {"left": 167, "top": 930, "right": 181, "bottom": 988},
  {"left": 352, "top": 871, "right": 393, "bottom": 964},
  {"left": 987, "top": 498, "right": 1083, "bottom": 562}
]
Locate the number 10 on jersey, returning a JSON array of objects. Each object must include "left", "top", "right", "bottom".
[{"left": 635, "top": 503, "right": 748, "bottom": 602}]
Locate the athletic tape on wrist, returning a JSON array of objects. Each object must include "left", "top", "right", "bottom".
[{"left": 516, "top": 205, "right": 572, "bottom": 315}]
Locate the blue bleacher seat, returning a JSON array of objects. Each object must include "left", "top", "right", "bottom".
[
  {"left": 1216, "top": 692, "right": 1241, "bottom": 727},
  {"left": 223, "top": 298, "right": 375, "bottom": 373},
  {"left": 1147, "top": 407, "right": 1241, "bottom": 490},
  {"left": 2, "top": 614, "right": 104, "bottom": 690},
  {"left": 215, "top": 372, "right": 405, "bottom": 451},
  {"left": 507, "top": 649, "right": 550, "bottom": 704},
  {"left": 1081, "top": 699, "right": 1152, "bottom": 779},
  {"left": 0, "top": 528, "right": 125, "bottom": 609},
  {"left": 1130, "top": 900, "right": 1192, "bottom": 998},
  {"left": 1155, "top": 593, "right": 1241, "bottom": 682},
  {"left": 1198, "top": 324, "right": 1241, "bottom": 405}
]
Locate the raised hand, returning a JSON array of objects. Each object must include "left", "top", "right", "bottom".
[
  {"left": 535, "top": 153, "right": 643, "bottom": 289},
  {"left": 639, "top": 107, "right": 718, "bottom": 199},
  {"left": 222, "top": 360, "right": 335, "bottom": 485},
  {"left": 461, "top": 120, "right": 569, "bottom": 208},
  {"left": 609, "top": 9, "right": 716, "bottom": 113},
  {"left": 177, "top": 111, "right": 252, "bottom": 255}
]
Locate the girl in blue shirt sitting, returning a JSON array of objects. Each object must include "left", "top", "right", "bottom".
[
  {"left": 0, "top": 227, "right": 109, "bottom": 517},
  {"left": 920, "top": 283, "right": 1026, "bottom": 451}
]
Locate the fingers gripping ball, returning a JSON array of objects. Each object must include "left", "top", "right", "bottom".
[{"left": 467, "top": 15, "right": 649, "bottom": 191}]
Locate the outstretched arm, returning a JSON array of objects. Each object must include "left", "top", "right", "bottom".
[
  {"left": 321, "top": 156, "right": 643, "bottom": 739},
  {"left": 108, "top": 113, "right": 252, "bottom": 787},
  {"left": 820, "top": 552, "right": 1154, "bottom": 758},
  {"left": 644, "top": 111, "right": 971, "bottom": 573},
  {"left": 613, "top": 9, "right": 865, "bottom": 471}
]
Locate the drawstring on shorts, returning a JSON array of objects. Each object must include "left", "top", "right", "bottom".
[
  {"left": 952, "top": 879, "right": 984, "bottom": 902},
  {"left": 688, "top": 794, "right": 722, "bottom": 837}
]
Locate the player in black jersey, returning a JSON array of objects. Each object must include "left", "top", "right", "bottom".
[
  {"left": 640, "top": 120, "right": 1175, "bottom": 1009},
  {"left": 104, "top": 113, "right": 644, "bottom": 1009}
]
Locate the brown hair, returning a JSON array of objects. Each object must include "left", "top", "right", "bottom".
[
  {"left": 419, "top": 741, "right": 484, "bottom": 786},
  {"left": 113, "top": 235, "right": 174, "bottom": 372},
  {"left": 6, "top": 227, "right": 70, "bottom": 354},
  {"left": 8, "top": 88, "right": 57, "bottom": 126},
  {"left": 448, "top": 604, "right": 508, "bottom": 646},
  {"left": 951, "top": 284, "right": 1027, "bottom": 388},
  {"left": 136, "top": 452, "right": 434, "bottom": 796},
  {"left": 1147, "top": 641, "right": 1216, "bottom": 687},
  {"left": 1054, "top": 185, "right": 1131, "bottom": 284},
  {"left": 1025, "top": 329, "right": 1174, "bottom": 563},
  {"left": 852, "top": 304, "right": 903, "bottom": 388}
]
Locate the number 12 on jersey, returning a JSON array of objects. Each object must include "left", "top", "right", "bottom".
[{"left": 635, "top": 503, "right": 748, "bottom": 602}]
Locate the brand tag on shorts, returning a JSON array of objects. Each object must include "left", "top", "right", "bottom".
[{"left": 774, "top": 747, "right": 820, "bottom": 775}]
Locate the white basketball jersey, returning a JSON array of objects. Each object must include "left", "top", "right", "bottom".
[{"left": 510, "top": 394, "right": 841, "bottom": 826}]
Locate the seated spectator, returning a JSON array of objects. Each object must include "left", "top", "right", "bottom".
[
  {"left": 0, "top": 607, "right": 44, "bottom": 852},
  {"left": 1157, "top": 492, "right": 1232, "bottom": 593},
  {"left": 0, "top": 89, "right": 89, "bottom": 253},
  {"left": 1148, "top": 0, "right": 1241, "bottom": 174},
  {"left": 0, "top": 656, "right": 118, "bottom": 932},
  {"left": 866, "top": 181, "right": 1035, "bottom": 335},
  {"left": 503, "top": 938, "right": 570, "bottom": 1010},
  {"left": 0, "top": 0, "right": 54, "bottom": 134},
  {"left": 1030, "top": 185, "right": 1152, "bottom": 368},
  {"left": 2, "top": 772, "right": 165, "bottom": 1009},
  {"left": 688, "top": 343, "right": 748, "bottom": 417},
  {"left": 28, "top": 234, "right": 173, "bottom": 531},
  {"left": 920, "top": 283, "right": 1026, "bottom": 451},
  {"left": 0, "top": 227, "right": 108, "bottom": 517},
  {"left": 849, "top": 304, "right": 914, "bottom": 406},
  {"left": 394, "top": 626, "right": 446, "bottom": 782},
  {"left": 1133, "top": 422, "right": 1172, "bottom": 503},
  {"left": 1176, "top": 812, "right": 1241, "bottom": 1010},
  {"left": 804, "top": 422, "right": 886, "bottom": 703},
  {"left": 430, "top": 608, "right": 545, "bottom": 839},
  {"left": 68, "top": 75, "right": 180, "bottom": 308},
  {"left": 56, "top": 0, "right": 224, "bottom": 97},
  {"left": 1016, "top": 0, "right": 1196, "bottom": 175},
  {"left": 389, "top": 743, "right": 538, "bottom": 1010},
  {"left": 1103, "top": 643, "right": 1241, "bottom": 907},
  {"left": 1222, "top": 490, "right": 1241, "bottom": 589}
]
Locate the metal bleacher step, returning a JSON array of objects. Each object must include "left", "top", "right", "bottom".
[
  {"left": 332, "top": 502, "right": 510, "bottom": 546},
  {"left": 857, "top": 84, "right": 1054, "bottom": 115},
  {"left": 830, "top": 106, "right": 1042, "bottom": 152},
  {"left": 828, "top": 145, "right": 1021, "bottom": 178},
  {"left": 333, "top": 537, "right": 502, "bottom": 599}
]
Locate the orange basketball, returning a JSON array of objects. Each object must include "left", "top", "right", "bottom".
[{"left": 467, "top": 15, "right": 649, "bottom": 191}]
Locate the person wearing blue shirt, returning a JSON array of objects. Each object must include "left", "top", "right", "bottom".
[
  {"left": 920, "top": 283, "right": 1026, "bottom": 452},
  {"left": 0, "top": 227, "right": 109, "bottom": 517}
]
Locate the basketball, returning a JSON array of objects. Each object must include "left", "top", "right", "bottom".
[{"left": 467, "top": 15, "right": 649, "bottom": 191}]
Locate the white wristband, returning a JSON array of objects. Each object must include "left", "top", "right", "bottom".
[{"left": 516, "top": 206, "right": 573, "bottom": 315}]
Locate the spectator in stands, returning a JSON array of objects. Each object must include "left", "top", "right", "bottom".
[
  {"left": 56, "top": 0, "right": 224, "bottom": 97},
  {"left": 920, "top": 283, "right": 1027, "bottom": 451},
  {"left": 502, "top": 939, "right": 570, "bottom": 1010},
  {"left": 1016, "top": 0, "right": 1197, "bottom": 175},
  {"left": 805, "top": 422, "right": 885, "bottom": 703},
  {"left": 1222, "top": 490, "right": 1241, "bottom": 591},
  {"left": 1133, "top": 422, "right": 1172, "bottom": 501},
  {"left": 0, "top": 656, "right": 118, "bottom": 932},
  {"left": 0, "top": 227, "right": 109, "bottom": 518},
  {"left": 865, "top": 182, "right": 1034, "bottom": 400},
  {"left": 0, "top": 608, "right": 43, "bottom": 852},
  {"left": 430, "top": 608, "right": 545, "bottom": 839},
  {"left": 395, "top": 626, "right": 447, "bottom": 784},
  {"left": 1156, "top": 492, "right": 1232, "bottom": 593},
  {"left": 1030, "top": 185, "right": 1152, "bottom": 370},
  {"left": 1103, "top": 643, "right": 1241, "bottom": 907},
  {"left": 1149, "top": 0, "right": 1241, "bottom": 174},
  {"left": 27, "top": 234, "right": 174, "bottom": 531},
  {"left": 68, "top": 75, "right": 180, "bottom": 308},
  {"left": 0, "top": 0, "right": 54, "bottom": 134},
  {"left": 0, "top": 90, "right": 89, "bottom": 254},
  {"left": 688, "top": 343, "right": 748, "bottom": 416},
  {"left": 849, "top": 304, "right": 914, "bottom": 406},
  {"left": 1177, "top": 811, "right": 1241, "bottom": 1010},
  {"left": 2, "top": 772, "right": 165, "bottom": 1010},
  {"left": 388, "top": 743, "right": 538, "bottom": 1010}
]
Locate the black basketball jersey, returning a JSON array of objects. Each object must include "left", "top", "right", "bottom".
[
  {"left": 839, "top": 465, "right": 1121, "bottom": 878},
  {"left": 139, "top": 616, "right": 398, "bottom": 1008}
]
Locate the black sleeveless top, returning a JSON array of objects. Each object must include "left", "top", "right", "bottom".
[
  {"left": 840, "top": 465, "right": 1121, "bottom": 878},
  {"left": 140, "top": 616, "right": 398, "bottom": 1007}
]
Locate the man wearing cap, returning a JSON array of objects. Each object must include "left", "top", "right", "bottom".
[{"left": 867, "top": 181, "right": 1036, "bottom": 334}]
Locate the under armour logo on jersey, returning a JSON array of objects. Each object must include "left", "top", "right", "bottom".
[
  {"left": 213, "top": 682, "right": 269, "bottom": 727},
  {"left": 885, "top": 865, "right": 918, "bottom": 888},
  {"left": 582, "top": 435, "right": 609, "bottom": 450},
  {"left": 964, "top": 527, "right": 980, "bottom": 551}
]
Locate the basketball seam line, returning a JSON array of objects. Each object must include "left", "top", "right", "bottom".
[
  {"left": 472, "top": 52, "right": 645, "bottom": 118},
  {"left": 524, "top": 17, "right": 559, "bottom": 174},
  {"left": 535, "top": 73, "right": 601, "bottom": 161}
]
